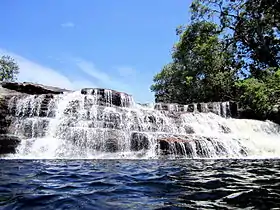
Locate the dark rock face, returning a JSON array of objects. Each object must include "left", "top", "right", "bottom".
[
  {"left": 104, "top": 139, "right": 119, "bottom": 153},
  {"left": 81, "top": 88, "right": 133, "bottom": 107},
  {"left": 184, "top": 125, "right": 195, "bottom": 134},
  {"left": 0, "top": 82, "right": 70, "bottom": 154},
  {"left": 157, "top": 137, "right": 193, "bottom": 157},
  {"left": 0, "top": 134, "right": 20, "bottom": 154},
  {"left": 0, "top": 97, "right": 12, "bottom": 135},
  {"left": 130, "top": 132, "right": 150, "bottom": 151},
  {"left": 236, "top": 104, "right": 280, "bottom": 125},
  {"left": 187, "top": 104, "right": 195, "bottom": 112},
  {"left": 268, "top": 106, "right": 280, "bottom": 125},
  {"left": 153, "top": 101, "right": 240, "bottom": 118},
  {"left": 0, "top": 82, "right": 70, "bottom": 95},
  {"left": 156, "top": 135, "right": 250, "bottom": 158},
  {"left": 229, "top": 101, "right": 238, "bottom": 118}
]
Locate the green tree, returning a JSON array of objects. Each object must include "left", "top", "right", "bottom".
[
  {"left": 151, "top": 63, "right": 185, "bottom": 103},
  {"left": 151, "top": 0, "right": 280, "bottom": 122},
  {"left": 236, "top": 68, "right": 280, "bottom": 118},
  {"left": 151, "top": 21, "right": 237, "bottom": 103},
  {"left": 0, "top": 55, "right": 19, "bottom": 82},
  {"left": 190, "top": 0, "right": 280, "bottom": 78}
]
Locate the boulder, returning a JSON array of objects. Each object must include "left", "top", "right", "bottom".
[{"left": 0, "top": 134, "right": 21, "bottom": 154}]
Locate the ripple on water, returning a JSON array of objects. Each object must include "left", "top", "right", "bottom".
[{"left": 0, "top": 159, "right": 280, "bottom": 209}]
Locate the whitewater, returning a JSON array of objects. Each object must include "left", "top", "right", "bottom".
[{"left": 3, "top": 89, "right": 280, "bottom": 159}]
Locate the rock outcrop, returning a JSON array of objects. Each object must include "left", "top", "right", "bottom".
[
  {"left": 0, "top": 81, "right": 279, "bottom": 157},
  {"left": 268, "top": 105, "right": 280, "bottom": 125},
  {"left": 0, "top": 82, "right": 71, "bottom": 95},
  {"left": 0, "top": 82, "right": 69, "bottom": 155},
  {"left": 81, "top": 88, "right": 134, "bottom": 107},
  {"left": 0, "top": 134, "right": 20, "bottom": 154},
  {"left": 156, "top": 135, "right": 248, "bottom": 158},
  {"left": 153, "top": 101, "right": 239, "bottom": 118}
]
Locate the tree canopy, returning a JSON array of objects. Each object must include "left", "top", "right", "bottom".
[
  {"left": 0, "top": 55, "right": 19, "bottom": 82},
  {"left": 151, "top": 0, "right": 280, "bottom": 120}
]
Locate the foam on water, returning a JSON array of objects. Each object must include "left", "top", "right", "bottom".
[{"left": 4, "top": 91, "right": 280, "bottom": 159}]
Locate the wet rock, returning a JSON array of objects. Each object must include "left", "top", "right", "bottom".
[
  {"left": 38, "top": 94, "right": 54, "bottom": 117},
  {"left": 19, "top": 119, "right": 50, "bottom": 138},
  {"left": 187, "top": 104, "right": 195, "bottom": 112},
  {"left": 184, "top": 125, "right": 195, "bottom": 134},
  {"left": 104, "top": 139, "right": 119, "bottom": 152},
  {"left": 154, "top": 103, "right": 169, "bottom": 111},
  {"left": 238, "top": 108, "right": 262, "bottom": 120},
  {"left": 157, "top": 137, "right": 193, "bottom": 156},
  {"left": 197, "top": 103, "right": 209, "bottom": 113},
  {"left": 144, "top": 115, "right": 156, "bottom": 124},
  {"left": 195, "top": 139, "right": 210, "bottom": 158},
  {"left": 0, "top": 134, "right": 20, "bottom": 154},
  {"left": 267, "top": 105, "right": 280, "bottom": 125},
  {"left": 0, "top": 98, "right": 11, "bottom": 134},
  {"left": 229, "top": 101, "right": 238, "bottom": 118},
  {"left": 81, "top": 88, "right": 133, "bottom": 107},
  {"left": 197, "top": 103, "right": 202, "bottom": 112},
  {"left": 213, "top": 141, "right": 227, "bottom": 156},
  {"left": 220, "top": 124, "right": 231, "bottom": 133},
  {"left": 130, "top": 132, "right": 149, "bottom": 151},
  {"left": 0, "top": 82, "right": 70, "bottom": 95}
]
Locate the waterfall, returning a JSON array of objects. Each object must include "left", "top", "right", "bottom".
[{"left": 5, "top": 89, "right": 280, "bottom": 159}]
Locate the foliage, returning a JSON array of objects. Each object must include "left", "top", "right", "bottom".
[
  {"left": 236, "top": 68, "right": 280, "bottom": 117},
  {"left": 151, "top": 0, "right": 280, "bottom": 120},
  {"left": 190, "top": 0, "right": 280, "bottom": 78},
  {"left": 152, "top": 21, "right": 237, "bottom": 103},
  {"left": 151, "top": 63, "right": 185, "bottom": 103},
  {"left": 0, "top": 55, "right": 19, "bottom": 82}
]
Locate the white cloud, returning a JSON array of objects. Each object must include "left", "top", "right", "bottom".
[
  {"left": 61, "top": 22, "right": 75, "bottom": 28},
  {"left": 0, "top": 49, "right": 135, "bottom": 98},
  {"left": 75, "top": 59, "right": 131, "bottom": 92},
  {"left": 116, "top": 66, "right": 136, "bottom": 77},
  {"left": 0, "top": 49, "right": 95, "bottom": 90}
]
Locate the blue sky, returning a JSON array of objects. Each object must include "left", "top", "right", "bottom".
[{"left": 0, "top": 0, "right": 191, "bottom": 103}]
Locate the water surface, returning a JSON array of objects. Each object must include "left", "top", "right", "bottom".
[{"left": 1, "top": 159, "right": 280, "bottom": 209}]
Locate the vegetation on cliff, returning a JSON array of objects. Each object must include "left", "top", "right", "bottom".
[
  {"left": 0, "top": 55, "right": 19, "bottom": 82},
  {"left": 151, "top": 0, "right": 280, "bottom": 120}
]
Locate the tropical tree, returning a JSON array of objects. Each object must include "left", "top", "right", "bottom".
[
  {"left": 190, "top": 0, "right": 280, "bottom": 78},
  {"left": 151, "top": 0, "right": 280, "bottom": 121},
  {"left": 0, "top": 55, "right": 19, "bottom": 82},
  {"left": 151, "top": 21, "right": 237, "bottom": 103}
]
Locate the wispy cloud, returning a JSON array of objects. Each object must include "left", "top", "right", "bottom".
[
  {"left": 61, "top": 22, "right": 75, "bottom": 28},
  {"left": 75, "top": 59, "right": 131, "bottom": 93},
  {"left": 0, "top": 49, "right": 95, "bottom": 90},
  {"left": 116, "top": 66, "right": 136, "bottom": 77},
  {"left": 0, "top": 49, "right": 139, "bottom": 100}
]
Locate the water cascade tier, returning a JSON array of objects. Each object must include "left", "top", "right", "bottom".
[{"left": 1, "top": 82, "right": 280, "bottom": 159}]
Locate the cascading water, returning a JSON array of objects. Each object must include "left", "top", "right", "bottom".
[{"left": 4, "top": 89, "right": 280, "bottom": 159}]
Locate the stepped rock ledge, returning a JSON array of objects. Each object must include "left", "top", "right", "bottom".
[{"left": 0, "top": 82, "right": 279, "bottom": 156}]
